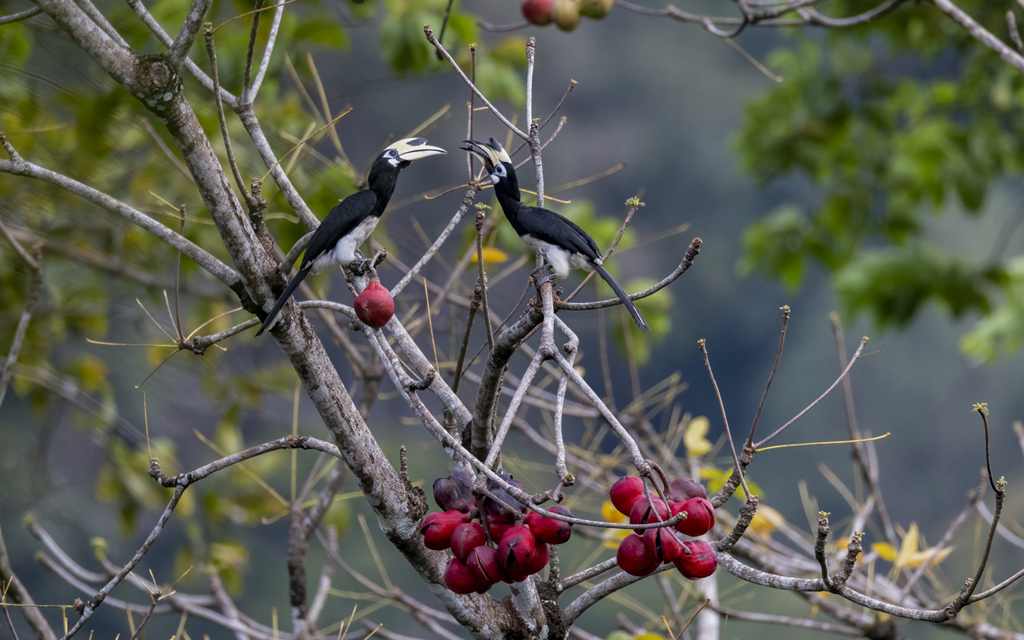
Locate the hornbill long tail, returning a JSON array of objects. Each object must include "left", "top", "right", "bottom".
[
  {"left": 592, "top": 262, "right": 649, "bottom": 332},
  {"left": 461, "top": 137, "right": 649, "bottom": 331},
  {"left": 256, "top": 137, "right": 446, "bottom": 336}
]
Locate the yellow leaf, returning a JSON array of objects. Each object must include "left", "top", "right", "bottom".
[
  {"left": 634, "top": 634, "right": 670, "bottom": 640},
  {"left": 470, "top": 247, "right": 509, "bottom": 264},
  {"left": 896, "top": 522, "right": 919, "bottom": 570},
  {"left": 905, "top": 545, "right": 954, "bottom": 569},
  {"left": 602, "top": 528, "right": 630, "bottom": 550},
  {"left": 873, "top": 542, "right": 899, "bottom": 563},
  {"left": 601, "top": 500, "right": 627, "bottom": 524},
  {"left": 748, "top": 504, "right": 785, "bottom": 536},
  {"left": 684, "top": 416, "right": 712, "bottom": 457}
]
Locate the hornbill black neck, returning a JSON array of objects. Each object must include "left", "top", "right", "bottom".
[{"left": 366, "top": 157, "right": 407, "bottom": 212}]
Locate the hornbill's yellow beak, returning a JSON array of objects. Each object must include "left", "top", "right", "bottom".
[
  {"left": 461, "top": 138, "right": 511, "bottom": 172},
  {"left": 387, "top": 137, "right": 447, "bottom": 162}
]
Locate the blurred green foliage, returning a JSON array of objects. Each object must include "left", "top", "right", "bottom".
[{"left": 734, "top": 0, "right": 1024, "bottom": 361}]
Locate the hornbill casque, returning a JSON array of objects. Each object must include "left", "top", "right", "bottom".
[
  {"left": 256, "top": 137, "right": 446, "bottom": 336},
  {"left": 462, "top": 138, "right": 649, "bottom": 331}
]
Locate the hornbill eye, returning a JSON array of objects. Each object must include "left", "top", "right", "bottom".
[
  {"left": 387, "top": 149, "right": 398, "bottom": 157},
  {"left": 494, "top": 164, "right": 507, "bottom": 177}
]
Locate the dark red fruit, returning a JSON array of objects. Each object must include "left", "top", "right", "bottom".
[
  {"left": 521, "top": 0, "right": 555, "bottom": 25},
  {"left": 445, "top": 557, "right": 487, "bottom": 594},
  {"left": 433, "top": 467, "right": 476, "bottom": 513},
  {"left": 525, "top": 506, "right": 573, "bottom": 545},
  {"left": 485, "top": 474, "right": 526, "bottom": 523},
  {"left": 524, "top": 542, "right": 550, "bottom": 576},
  {"left": 466, "top": 545, "right": 505, "bottom": 586},
  {"left": 610, "top": 476, "right": 645, "bottom": 516},
  {"left": 497, "top": 524, "right": 537, "bottom": 573},
  {"left": 672, "top": 497, "right": 715, "bottom": 537},
  {"left": 668, "top": 476, "right": 707, "bottom": 502},
  {"left": 420, "top": 510, "right": 470, "bottom": 550},
  {"left": 642, "top": 526, "right": 684, "bottom": 564},
  {"left": 674, "top": 541, "right": 718, "bottom": 579},
  {"left": 451, "top": 522, "right": 486, "bottom": 562},
  {"left": 354, "top": 278, "right": 394, "bottom": 329},
  {"left": 629, "top": 497, "right": 669, "bottom": 533},
  {"left": 616, "top": 533, "right": 659, "bottom": 577}
]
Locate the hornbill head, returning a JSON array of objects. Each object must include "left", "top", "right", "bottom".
[
  {"left": 461, "top": 138, "right": 520, "bottom": 201},
  {"left": 382, "top": 137, "right": 447, "bottom": 167}
]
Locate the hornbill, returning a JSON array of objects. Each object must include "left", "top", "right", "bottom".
[
  {"left": 256, "top": 137, "right": 446, "bottom": 336},
  {"left": 462, "top": 138, "right": 649, "bottom": 331}
]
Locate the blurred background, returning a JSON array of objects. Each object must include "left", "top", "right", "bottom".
[{"left": 2, "top": 0, "right": 1024, "bottom": 638}]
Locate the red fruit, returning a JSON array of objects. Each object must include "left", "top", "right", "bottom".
[
  {"left": 488, "top": 519, "right": 512, "bottom": 542},
  {"left": 525, "top": 506, "right": 573, "bottom": 545},
  {"left": 354, "top": 278, "right": 394, "bottom": 329},
  {"left": 668, "top": 477, "right": 707, "bottom": 502},
  {"left": 433, "top": 468, "right": 476, "bottom": 513},
  {"left": 466, "top": 545, "right": 505, "bottom": 586},
  {"left": 629, "top": 497, "right": 669, "bottom": 533},
  {"left": 609, "top": 476, "right": 645, "bottom": 516},
  {"left": 445, "top": 557, "right": 487, "bottom": 594},
  {"left": 672, "top": 497, "right": 715, "bottom": 537},
  {"left": 674, "top": 541, "right": 718, "bottom": 579},
  {"left": 521, "top": 0, "right": 555, "bottom": 25},
  {"left": 451, "top": 522, "right": 486, "bottom": 562},
  {"left": 420, "top": 510, "right": 470, "bottom": 551},
  {"left": 550, "top": 0, "right": 580, "bottom": 31},
  {"left": 642, "top": 526, "right": 684, "bottom": 564},
  {"left": 497, "top": 524, "right": 537, "bottom": 573},
  {"left": 524, "top": 542, "right": 550, "bottom": 576},
  {"left": 616, "top": 533, "right": 659, "bottom": 577}
]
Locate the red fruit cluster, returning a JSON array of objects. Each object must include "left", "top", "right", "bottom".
[
  {"left": 610, "top": 475, "right": 718, "bottom": 580},
  {"left": 421, "top": 471, "right": 575, "bottom": 594},
  {"left": 520, "top": 0, "right": 614, "bottom": 31}
]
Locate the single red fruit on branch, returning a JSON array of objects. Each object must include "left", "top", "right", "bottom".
[
  {"left": 617, "top": 533, "right": 659, "bottom": 577},
  {"left": 525, "top": 505, "right": 573, "bottom": 545},
  {"left": 497, "top": 524, "right": 537, "bottom": 574},
  {"left": 673, "top": 497, "right": 715, "bottom": 537},
  {"left": 609, "top": 476, "right": 645, "bottom": 516},
  {"left": 445, "top": 557, "right": 488, "bottom": 594},
  {"left": 521, "top": 0, "right": 556, "bottom": 25},
  {"left": 354, "top": 277, "right": 394, "bottom": 329},
  {"left": 674, "top": 540, "right": 718, "bottom": 579},
  {"left": 420, "top": 510, "right": 470, "bottom": 550},
  {"left": 450, "top": 522, "right": 487, "bottom": 562},
  {"left": 466, "top": 545, "right": 505, "bottom": 586},
  {"left": 668, "top": 476, "right": 707, "bottom": 502},
  {"left": 642, "top": 526, "right": 684, "bottom": 564},
  {"left": 629, "top": 497, "right": 669, "bottom": 533}
]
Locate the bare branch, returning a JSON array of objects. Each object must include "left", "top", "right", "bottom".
[
  {"left": 0, "top": 6, "right": 43, "bottom": 25},
  {"left": 167, "top": 0, "right": 213, "bottom": 71}
]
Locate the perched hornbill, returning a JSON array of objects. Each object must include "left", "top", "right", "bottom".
[
  {"left": 462, "top": 138, "right": 649, "bottom": 331},
  {"left": 257, "top": 137, "right": 446, "bottom": 336}
]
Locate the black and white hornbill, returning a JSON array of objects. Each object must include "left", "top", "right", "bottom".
[
  {"left": 462, "top": 138, "right": 649, "bottom": 331},
  {"left": 256, "top": 137, "right": 446, "bottom": 336}
]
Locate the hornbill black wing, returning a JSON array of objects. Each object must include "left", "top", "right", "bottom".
[
  {"left": 256, "top": 190, "right": 378, "bottom": 336},
  {"left": 301, "top": 190, "right": 378, "bottom": 270},
  {"left": 518, "top": 206, "right": 650, "bottom": 332},
  {"left": 516, "top": 205, "right": 602, "bottom": 261}
]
